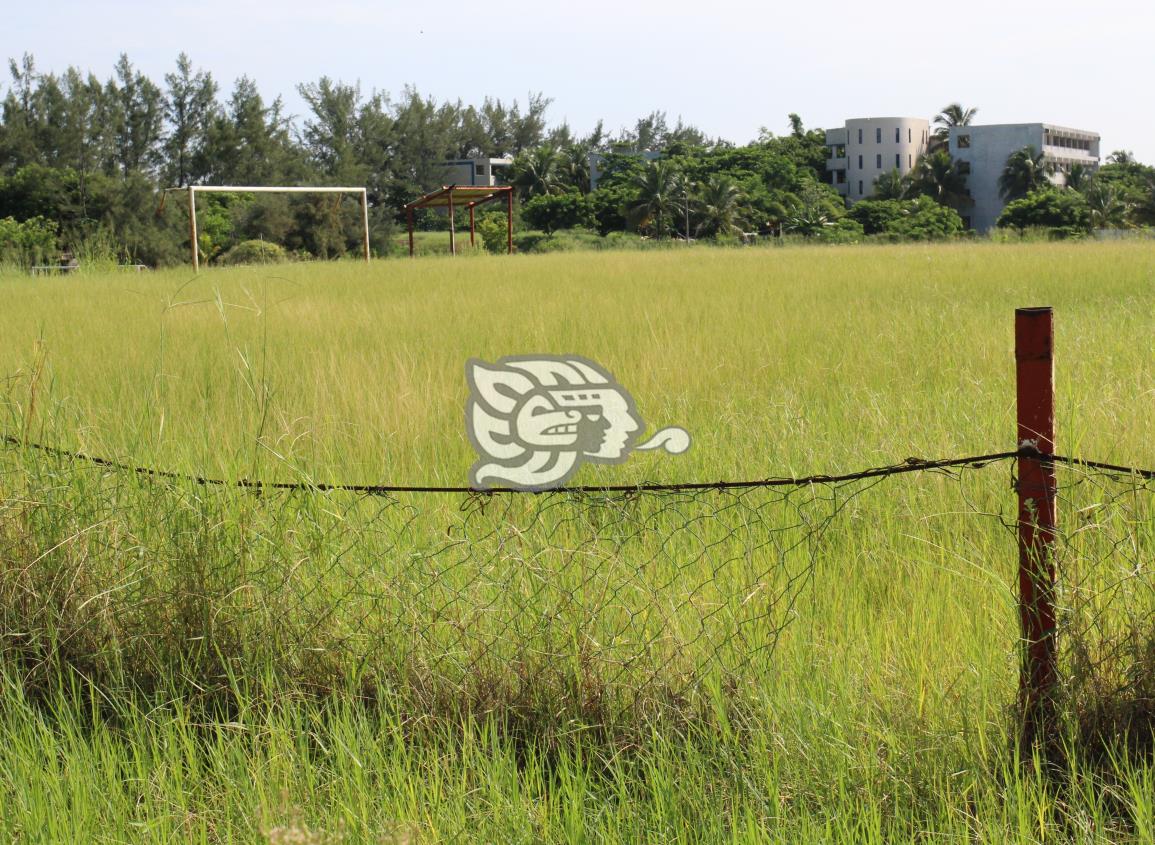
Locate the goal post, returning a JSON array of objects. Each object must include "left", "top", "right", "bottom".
[{"left": 163, "top": 185, "right": 371, "bottom": 272}]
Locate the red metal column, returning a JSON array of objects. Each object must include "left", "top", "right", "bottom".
[
  {"left": 1015, "top": 306, "right": 1058, "bottom": 751},
  {"left": 448, "top": 191, "right": 457, "bottom": 256},
  {"left": 407, "top": 207, "right": 415, "bottom": 257},
  {"left": 506, "top": 189, "right": 513, "bottom": 254}
]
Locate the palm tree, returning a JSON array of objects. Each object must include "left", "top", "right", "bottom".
[
  {"left": 1085, "top": 181, "right": 1131, "bottom": 229},
  {"left": 873, "top": 168, "right": 910, "bottom": 200},
  {"left": 999, "top": 146, "right": 1054, "bottom": 201},
  {"left": 671, "top": 170, "right": 696, "bottom": 240},
  {"left": 930, "top": 102, "right": 978, "bottom": 151},
  {"left": 783, "top": 181, "right": 835, "bottom": 237},
  {"left": 1064, "top": 163, "right": 1091, "bottom": 192},
  {"left": 910, "top": 150, "right": 970, "bottom": 209},
  {"left": 696, "top": 174, "right": 746, "bottom": 238},
  {"left": 510, "top": 145, "right": 560, "bottom": 199},
  {"left": 627, "top": 160, "right": 678, "bottom": 237},
  {"left": 557, "top": 143, "right": 592, "bottom": 194}
]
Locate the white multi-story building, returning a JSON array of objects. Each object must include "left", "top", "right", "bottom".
[
  {"left": 948, "top": 123, "right": 1100, "bottom": 232},
  {"left": 824, "top": 117, "right": 929, "bottom": 203},
  {"left": 441, "top": 156, "right": 512, "bottom": 187}
]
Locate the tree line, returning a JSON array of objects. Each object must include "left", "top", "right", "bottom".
[
  {"left": 2, "top": 56, "right": 1152, "bottom": 267},
  {"left": 0, "top": 52, "right": 558, "bottom": 265}
]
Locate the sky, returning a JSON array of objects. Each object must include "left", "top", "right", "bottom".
[{"left": 3, "top": 0, "right": 1154, "bottom": 163}]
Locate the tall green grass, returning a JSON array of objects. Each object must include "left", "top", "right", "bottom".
[{"left": 1, "top": 241, "right": 1154, "bottom": 842}]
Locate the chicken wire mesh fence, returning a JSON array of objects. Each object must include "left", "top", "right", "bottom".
[{"left": 0, "top": 437, "right": 1153, "bottom": 744}]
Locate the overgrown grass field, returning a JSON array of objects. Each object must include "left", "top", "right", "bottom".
[{"left": 1, "top": 241, "right": 1154, "bottom": 842}]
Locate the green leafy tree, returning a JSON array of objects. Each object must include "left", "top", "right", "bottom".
[
  {"left": 849, "top": 196, "right": 963, "bottom": 239},
  {"left": 0, "top": 214, "right": 58, "bottom": 265},
  {"left": 1094, "top": 156, "right": 1155, "bottom": 227},
  {"left": 163, "top": 53, "right": 218, "bottom": 187},
  {"left": 207, "top": 76, "right": 302, "bottom": 185},
  {"left": 996, "top": 187, "right": 1090, "bottom": 235},
  {"left": 107, "top": 54, "right": 164, "bottom": 177},
  {"left": 885, "top": 196, "right": 965, "bottom": 240},
  {"left": 588, "top": 183, "right": 635, "bottom": 235},
  {"left": 520, "top": 191, "right": 594, "bottom": 234},
  {"left": 999, "top": 146, "right": 1054, "bottom": 201},
  {"left": 848, "top": 198, "right": 905, "bottom": 234}
]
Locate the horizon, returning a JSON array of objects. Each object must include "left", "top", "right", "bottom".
[{"left": 2, "top": 0, "right": 1151, "bottom": 163}]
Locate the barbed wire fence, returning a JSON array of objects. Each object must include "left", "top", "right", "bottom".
[{"left": 0, "top": 306, "right": 1152, "bottom": 754}]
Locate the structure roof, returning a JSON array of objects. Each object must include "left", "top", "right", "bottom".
[{"left": 405, "top": 185, "right": 512, "bottom": 210}]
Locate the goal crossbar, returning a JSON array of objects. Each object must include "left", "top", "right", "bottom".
[{"left": 162, "top": 185, "right": 370, "bottom": 271}]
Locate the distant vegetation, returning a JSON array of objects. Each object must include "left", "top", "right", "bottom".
[{"left": 1, "top": 55, "right": 1153, "bottom": 268}]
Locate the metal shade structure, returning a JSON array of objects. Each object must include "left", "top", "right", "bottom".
[{"left": 403, "top": 185, "right": 513, "bottom": 256}]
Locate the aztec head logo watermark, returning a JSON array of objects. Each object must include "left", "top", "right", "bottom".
[{"left": 466, "top": 355, "right": 691, "bottom": 490}]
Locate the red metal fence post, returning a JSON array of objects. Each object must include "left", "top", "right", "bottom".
[
  {"left": 506, "top": 188, "right": 513, "bottom": 254},
  {"left": 1015, "top": 306, "right": 1058, "bottom": 752}
]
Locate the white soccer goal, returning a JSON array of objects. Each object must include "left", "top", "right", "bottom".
[{"left": 162, "top": 185, "right": 371, "bottom": 272}]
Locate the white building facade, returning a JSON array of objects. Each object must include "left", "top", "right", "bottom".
[
  {"left": 948, "top": 123, "right": 1100, "bottom": 232},
  {"left": 441, "top": 156, "right": 512, "bottom": 187},
  {"left": 824, "top": 117, "right": 929, "bottom": 203}
]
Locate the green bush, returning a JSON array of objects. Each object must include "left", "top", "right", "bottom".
[
  {"left": 0, "top": 215, "right": 59, "bottom": 267},
  {"left": 852, "top": 196, "right": 964, "bottom": 241},
  {"left": 521, "top": 192, "right": 595, "bottom": 235},
  {"left": 814, "top": 217, "right": 864, "bottom": 244},
  {"left": 218, "top": 239, "right": 288, "bottom": 266},
  {"left": 513, "top": 231, "right": 566, "bottom": 253},
  {"left": 475, "top": 212, "right": 509, "bottom": 254},
  {"left": 848, "top": 199, "right": 906, "bottom": 235},
  {"left": 997, "top": 188, "right": 1090, "bottom": 237}
]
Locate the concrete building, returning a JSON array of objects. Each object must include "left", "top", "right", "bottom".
[
  {"left": 948, "top": 123, "right": 1100, "bottom": 232},
  {"left": 441, "top": 156, "right": 512, "bottom": 187},
  {"left": 824, "top": 117, "right": 929, "bottom": 202}
]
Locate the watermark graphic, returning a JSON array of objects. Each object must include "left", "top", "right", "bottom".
[{"left": 466, "top": 355, "right": 691, "bottom": 489}]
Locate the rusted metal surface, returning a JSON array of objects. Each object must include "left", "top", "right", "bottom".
[
  {"left": 1015, "top": 306, "right": 1058, "bottom": 751},
  {"left": 405, "top": 185, "right": 514, "bottom": 257}
]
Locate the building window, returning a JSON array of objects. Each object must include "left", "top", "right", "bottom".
[
  {"left": 836, "top": 144, "right": 845, "bottom": 157},
  {"left": 895, "top": 127, "right": 900, "bottom": 143},
  {"left": 858, "top": 128, "right": 863, "bottom": 144},
  {"left": 895, "top": 153, "right": 900, "bottom": 168},
  {"left": 858, "top": 180, "right": 863, "bottom": 195},
  {"left": 836, "top": 170, "right": 846, "bottom": 184},
  {"left": 958, "top": 160, "right": 971, "bottom": 175},
  {"left": 957, "top": 134, "right": 971, "bottom": 149},
  {"left": 908, "top": 154, "right": 912, "bottom": 168},
  {"left": 876, "top": 154, "right": 882, "bottom": 168},
  {"left": 876, "top": 127, "right": 882, "bottom": 143},
  {"left": 908, "top": 128, "right": 912, "bottom": 143},
  {"left": 858, "top": 154, "right": 863, "bottom": 169}
]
